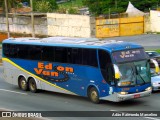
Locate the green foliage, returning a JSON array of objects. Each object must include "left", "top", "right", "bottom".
[
  {"left": 58, "top": 0, "right": 83, "bottom": 9},
  {"left": 47, "top": 0, "right": 58, "bottom": 10},
  {"left": 21, "top": 0, "right": 30, "bottom": 3},
  {"left": 57, "top": 0, "right": 82, "bottom": 14},
  {"left": 83, "top": 0, "right": 160, "bottom": 16},
  {"left": 0, "top": 1, "right": 3, "bottom": 7},
  {"left": 56, "top": 6, "right": 67, "bottom": 14},
  {"left": 16, "top": 3, "right": 23, "bottom": 8},
  {"left": 68, "top": 7, "right": 78, "bottom": 14},
  {"left": 33, "top": 0, "right": 58, "bottom": 12},
  {"left": 34, "top": 0, "right": 52, "bottom": 12},
  {"left": 1, "top": 0, "right": 16, "bottom": 12},
  {"left": 155, "top": 49, "right": 160, "bottom": 53}
]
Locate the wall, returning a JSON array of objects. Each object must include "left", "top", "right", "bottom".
[
  {"left": 47, "top": 13, "right": 95, "bottom": 38},
  {"left": 144, "top": 14, "right": 151, "bottom": 33},
  {"left": 150, "top": 10, "right": 160, "bottom": 32},
  {"left": 0, "top": 15, "right": 47, "bottom": 36}
]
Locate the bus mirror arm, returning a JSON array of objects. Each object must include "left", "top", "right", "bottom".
[
  {"left": 150, "top": 59, "right": 160, "bottom": 74},
  {"left": 113, "top": 64, "right": 121, "bottom": 79}
]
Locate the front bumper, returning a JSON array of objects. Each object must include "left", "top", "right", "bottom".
[{"left": 100, "top": 90, "right": 152, "bottom": 102}]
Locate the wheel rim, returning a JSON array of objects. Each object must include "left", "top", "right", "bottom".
[
  {"left": 30, "top": 81, "right": 35, "bottom": 91},
  {"left": 21, "top": 80, "right": 26, "bottom": 89},
  {"left": 91, "top": 91, "right": 98, "bottom": 102}
]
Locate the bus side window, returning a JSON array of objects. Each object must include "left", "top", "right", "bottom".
[
  {"left": 82, "top": 49, "right": 98, "bottom": 67},
  {"left": 41, "top": 47, "right": 54, "bottom": 62},
  {"left": 54, "top": 47, "right": 68, "bottom": 63},
  {"left": 17, "top": 45, "right": 29, "bottom": 59},
  {"left": 10, "top": 44, "right": 18, "bottom": 58},
  {"left": 29, "top": 46, "right": 42, "bottom": 60},
  {"left": 3, "top": 44, "right": 17, "bottom": 58},
  {"left": 98, "top": 50, "right": 114, "bottom": 85},
  {"left": 3, "top": 44, "right": 10, "bottom": 57},
  {"left": 71, "top": 48, "right": 83, "bottom": 64}
]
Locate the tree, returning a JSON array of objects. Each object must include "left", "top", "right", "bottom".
[
  {"left": 132, "top": 0, "right": 159, "bottom": 12},
  {"left": 34, "top": 0, "right": 52, "bottom": 12},
  {"left": 33, "top": 0, "right": 58, "bottom": 12},
  {"left": 83, "top": 0, "right": 160, "bottom": 16},
  {"left": 1, "top": 0, "right": 17, "bottom": 12}
]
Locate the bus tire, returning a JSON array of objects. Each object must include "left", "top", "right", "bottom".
[
  {"left": 28, "top": 78, "right": 38, "bottom": 93},
  {"left": 88, "top": 87, "right": 100, "bottom": 104},
  {"left": 18, "top": 77, "right": 28, "bottom": 91}
]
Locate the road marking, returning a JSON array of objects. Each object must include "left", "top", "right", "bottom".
[
  {"left": 0, "top": 107, "right": 13, "bottom": 111},
  {"left": 110, "top": 110, "right": 160, "bottom": 120},
  {"left": 145, "top": 117, "right": 160, "bottom": 120},
  {"left": 0, "top": 89, "right": 27, "bottom": 95}
]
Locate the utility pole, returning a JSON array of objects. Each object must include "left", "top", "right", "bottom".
[
  {"left": 30, "top": 0, "right": 35, "bottom": 37},
  {"left": 4, "top": 0, "right": 10, "bottom": 38}
]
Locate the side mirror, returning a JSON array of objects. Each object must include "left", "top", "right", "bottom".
[
  {"left": 113, "top": 64, "right": 120, "bottom": 79},
  {"left": 150, "top": 59, "right": 160, "bottom": 74}
]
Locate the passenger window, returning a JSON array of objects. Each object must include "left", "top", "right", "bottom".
[
  {"left": 3, "top": 44, "right": 17, "bottom": 58},
  {"left": 55, "top": 47, "right": 68, "bottom": 63},
  {"left": 71, "top": 48, "right": 83, "bottom": 64},
  {"left": 41, "top": 47, "right": 54, "bottom": 61},
  {"left": 17, "top": 45, "right": 29, "bottom": 59},
  {"left": 29, "top": 46, "right": 42, "bottom": 60},
  {"left": 82, "top": 49, "right": 98, "bottom": 67}
]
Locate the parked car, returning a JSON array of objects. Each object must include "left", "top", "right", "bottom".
[
  {"left": 145, "top": 51, "right": 160, "bottom": 67},
  {"left": 151, "top": 69, "right": 160, "bottom": 91}
]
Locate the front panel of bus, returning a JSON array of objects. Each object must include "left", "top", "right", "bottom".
[{"left": 99, "top": 48, "right": 152, "bottom": 102}]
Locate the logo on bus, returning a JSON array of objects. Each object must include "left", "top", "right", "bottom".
[
  {"left": 120, "top": 51, "right": 134, "bottom": 58},
  {"left": 34, "top": 62, "right": 74, "bottom": 82}
]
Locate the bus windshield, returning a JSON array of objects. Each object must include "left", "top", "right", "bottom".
[{"left": 117, "top": 60, "right": 150, "bottom": 87}]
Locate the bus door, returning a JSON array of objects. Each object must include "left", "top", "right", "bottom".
[{"left": 98, "top": 50, "right": 115, "bottom": 95}]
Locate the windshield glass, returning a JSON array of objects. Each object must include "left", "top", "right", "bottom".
[
  {"left": 150, "top": 68, "right": 159, "bottom": 77},
  {"left": 117, "top": 60, "right": 150, "bottom": 87}
]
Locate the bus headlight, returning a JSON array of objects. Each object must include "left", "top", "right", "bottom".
[
  {"left": 145, "top": 87, "right": 152, "bottom": 91},
  {"left": 118, "top": 92, "right": 128, "bottom": 95}
]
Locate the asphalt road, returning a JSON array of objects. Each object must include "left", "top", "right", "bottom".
[{"left": 104, "top": 34, "right": 160, "bottom": 50}]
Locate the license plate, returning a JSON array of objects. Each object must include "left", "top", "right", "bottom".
[{"left": 134, "top": 94, "right": 140, "bottom": 98}]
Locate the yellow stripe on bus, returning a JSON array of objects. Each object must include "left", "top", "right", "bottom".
[{"left": 2, "top": 58, "right": 76, "bottom": 95}]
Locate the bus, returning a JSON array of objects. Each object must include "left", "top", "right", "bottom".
[{"left": 2, "top": 37, "right": 159, "bottom": 103}]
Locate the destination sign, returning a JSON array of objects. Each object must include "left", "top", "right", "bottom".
[{"left": 112, "top": 49, "right": 148, "bottom": 63}]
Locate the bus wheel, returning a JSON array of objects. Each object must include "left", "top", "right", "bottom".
[
  {"left": 88, "top": 87, "right": 100, "bottom": 104},
  {"left": 18, "top": 77, "right": 28, "bottom": 91},
  {"left": 28, "top": 78, "right": 37, "bottom": 93}
]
